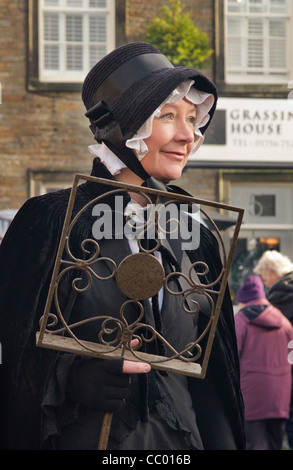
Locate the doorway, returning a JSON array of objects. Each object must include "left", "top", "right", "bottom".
[{"left": 228, "top": 182, "right": 293, "bottom": 301}]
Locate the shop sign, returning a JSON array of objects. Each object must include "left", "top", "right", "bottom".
[{"left": 193, "top": 97, "right": 293, "bottom": 164}]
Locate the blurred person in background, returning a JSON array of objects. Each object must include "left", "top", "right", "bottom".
[
  {"left": 254, "top": 251, "right": 293, "bottom": 449},
  {"left": 235, "top": 275, "right": 293, "bottom": 450}
]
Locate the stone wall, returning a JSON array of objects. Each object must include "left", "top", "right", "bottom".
[
  {"left": 0, "top": 0, "right": 218, "bottom": 210},
  {"left": 0, "top": 1, "right": 95, "bottom": 209}
]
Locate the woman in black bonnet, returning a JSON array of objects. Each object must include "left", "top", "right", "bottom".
[{"left": 0, "top": 42, "right": 245, "bottom": 450}]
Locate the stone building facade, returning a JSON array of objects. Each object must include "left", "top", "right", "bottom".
[{"left": 0, "top": 0, "right": 215, "bottom": 210}]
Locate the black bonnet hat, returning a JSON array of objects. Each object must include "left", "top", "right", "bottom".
[{"left": 82, "top": 42, "right": 218, "bottom": 180}]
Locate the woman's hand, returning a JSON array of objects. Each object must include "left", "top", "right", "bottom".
[
  {"left": 66, "top": 339, "right": 151, "bottom": 413},
  {"left": 122, "top": 338, "right": 151, "bottom": 374},
  {"left": 123, "top": 360, "right": 151, "bottom": 374}
]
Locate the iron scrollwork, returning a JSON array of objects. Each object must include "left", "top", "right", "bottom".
[{"left": 37, "top": 174, "right": 244, "bottom": 379}]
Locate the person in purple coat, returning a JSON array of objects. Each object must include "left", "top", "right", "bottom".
[{"left": 235, "top": 275, "right": 293, "bottom": 450}]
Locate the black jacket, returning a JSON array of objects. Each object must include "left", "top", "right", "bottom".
[
  {"left": 0, "top": 158, "right": 245, "bottom": 450},
  {"left": 268, "top": 271, "right": 293, "bottom": 325}
]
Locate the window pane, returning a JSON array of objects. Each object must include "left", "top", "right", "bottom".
[
  {"left": 269, "top": 18, "right": 286, "bottom": 37},
  {"left": 270, "top": 0, "right": 288, "bottom": 13},
  {"left": 227, "top": 17, "right": 245, "bottom": 35},
  {"left": 44, "top": 0, "right": 60, "bottom": 6},
  {"left": 249, "top": 0, "right": 267, "bottom": 13},
  {"left": 252, "top": 195, "right": 276, "bottom": 216},
  {"left": 67, "top": 44, "right": 83, "bottom": 69},
  {"left": 66, "top": 0, "right": 84, "bottom": 7},
  {"left": 248, "top": 39, "right": 264, "bottom": 67},
  {"left": 44, "top": 44, "right": 59, "bottom": 69},
  {"left": 66, "top": 14, "right": 83, "bottom": 42},
  {"left": 90, "top": 0, "right": 107, "bottom": 7},
  {"left": 227, "top": 38, "right": 244, "bottom": 66},
  {"left": 228, "top": 0, "right": 246, "bottom": 13},
  {"left": 248, "top": 18, "right": 264, "bottom": 36},
  {"left": 247, "top": 19, "right": 264, "bottom": 67},
  {"left": 44, "top": 13, "right": 59, "bottom": 41},
  {"left": 89, "top": 14, "right": 106, "bottom": 42},
  {"left": 270, "top": 38, "right": 286, "bottom": 67},
  {"left": 89, "top": 44, "right": 107, "bottom": 68}
]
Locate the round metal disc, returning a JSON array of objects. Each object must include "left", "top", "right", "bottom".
[{"left": 116, "top": 252, "right": 164, "bottom": 300}]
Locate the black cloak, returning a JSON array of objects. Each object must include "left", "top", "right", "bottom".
[{"left": 0, "top": 158, "right": 245, "bottom": 450}]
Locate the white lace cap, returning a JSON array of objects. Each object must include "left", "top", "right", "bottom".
[
  {"left": 126, "top": 80, "right": 214, "bottom": 160},
  {"left": 88, "top": 79, "right": 214, "bottom": 175}
]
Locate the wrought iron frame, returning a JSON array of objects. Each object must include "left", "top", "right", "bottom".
[{"left": 36, "top": 174, "right": 244, "bottom": 380}]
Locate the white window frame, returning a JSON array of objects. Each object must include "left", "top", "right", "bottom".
[
  {"left": 38, "top": 0, "right": 115, "bottom": 83},
  {"left": 28, "top": 169, "right": 82, "bottom": 197},
  {"left": 224, "top": 0, "right": 293, "bottom": 84}
]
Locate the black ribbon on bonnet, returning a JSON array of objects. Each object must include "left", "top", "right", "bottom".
[{"left": 85, "top": 100, "right": 150, "bottom": 181}]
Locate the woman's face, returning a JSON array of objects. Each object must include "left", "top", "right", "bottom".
[
  {"left": 141, "top": 97, "right": 196, "bottom": 182},
  {"left": 260, "top": 269, "right": 279, "bottom": 288}
]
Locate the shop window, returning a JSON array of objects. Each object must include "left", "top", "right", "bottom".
[
  {"left": 249, "top": 194, "right": 276, "bottom": 217},
  {"left": 230, "top": 184, "right": 293, "bottom": 225},
  {"left": 258, "top": 236, "right": 280, "bottom": 250}
]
